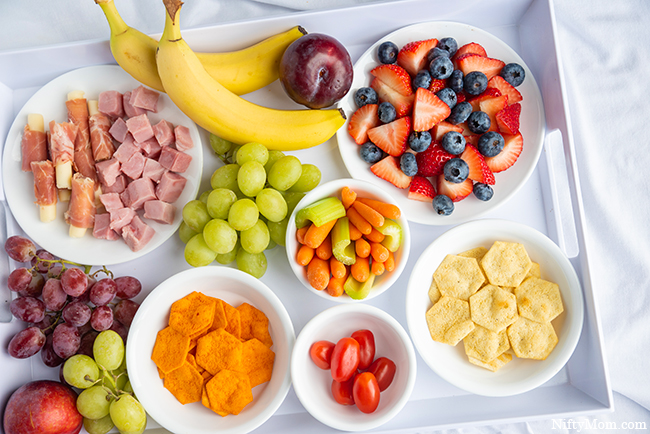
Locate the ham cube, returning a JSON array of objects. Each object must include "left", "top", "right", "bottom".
[
  {"left": 123, "top": 91, "right": 147, "bottom": 118},
  {"left": 121, "top": 151, "right": 146, "bottom": 180},
  {"left": 152, "top": 119, "right": 175, "bottom": 147},
  {"left": 174, "top": 125, "right": 193, "bottom": 151},
  {"left": 125, "top": 114, "right": 154, "bottom": 143},
  {"left": 137, "top": 137, "right": 162, "bottom": 159},
  {"left": 122, "top": 215, "right": 155, "bottom": 252},
  {"left": 144, "top": 200, "right": 176, "bottom": 224},
  {"left": 121, "top": 178, "right": 157, "bottom": 210},
  {"left": 101, "top": 173, "right": 128, "bottom": 194},
  {"left": 113, "top": 137, "right": 140, "bottom": 164},
  {"left": 99, "top": 192, "right": 124, "bottom": 212},
  {"left": 142, "top": 158, "right": 166, "bottom": 183},
  {"left": 130, "top": 86, "right": 160, "bottom": 112},
  {"left": 156, "top": 171, "right": 187, "bottom": 203},
  {"left": 109, "top": 207, "right": 136, "bottom": 233},
  {"left": 93, "top": 213, "right": 120, "bottom": 241},
  {"left": 158, "top": 146, "right": 192, "bottom": 173},
  {"left": 95, "top": 158, "right": 121, "bottom": 187},
  {"left": 109, "top": 117, "right": 129, "bottom": 143},
  {"left": 98, "top": 91, "right": 124, "bottom": 118}
]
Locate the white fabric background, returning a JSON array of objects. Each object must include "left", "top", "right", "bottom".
[{"left": 1, "top": 0, "right": 649, "bottom": 433}]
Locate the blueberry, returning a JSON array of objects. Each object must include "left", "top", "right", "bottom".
[
  {"left": 447, "top": 101, "right": 472, "bottom": 125},
  {"left": 436, "top": 88, "right": 457, "bottom": 109},
  {"left": 378, "top": 102, "right": 397, "bottom": 123},
  {"left": 427, "top": 47, "right": 450, "bottom": 63},
  {"left": 447, "top": 69, "right": 464, "bottom": 93},
  {"left": 443, "top": 158, "right": 469, "bottom": 183},
  {"left": 413, "top": 70, "right": 432, "bottom": 91},
  {"left": 400, "top": 152, "right": 418, "bottom": 176},
  {"left": 377, "top": 41, "right": 399, "bottom": 64},
  {"left": 354, "top": 87, "right": 378, "bottom": 108},
  {"left": 432, "top": 194, "right": 454, "bottom": 216},
  {"left": 467, "top": 111, "right": 491, "bottom": 134},
  {"left": 500, "top": 63, "right": 526, "bottom": 87},
  {"left": 408, "top": 131, "right": 432, "bottom": 153},
  {"left": 437, "top": 37, "right": 458, "bottom": 57},
  {"left": 463, "top": 71, "right": 488, "bottom": 96},
  {"left": 477, "top": 131, "right": 505, "bottom": 157},
  {"left": 429, "top": 56, "right": 454, "bottom": 79},
  {"left": 441, "top": 131, "right": 466, "bottom": 155},
  {"left": 360, "top": 142, "right": 383, "bottom": 164},
  {"left": 473, "top": 183, "right": 494, "bottom": 201}
]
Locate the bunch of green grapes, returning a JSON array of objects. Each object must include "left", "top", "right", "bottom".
[
  {"left": 62, "top": 330, "right": 146, "bottom": 434},
  {"left": 180, "top": 137, "right": 321, "bottom": 278}
]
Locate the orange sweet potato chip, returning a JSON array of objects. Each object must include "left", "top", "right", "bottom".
[
  {"left": 151, "top": 326, "right": 191, "bottom": 374},
  {"left": 195, "top": 328, "right": 244, "bottom": 375},
  {"left": 222, "top": 301, "right": 241, "bottom": 338},
  {"left": 163, "top": 361, "right": 204, "bottom": 405},
  {"left": 207, "top": 297, "right": 228, "bottom": 333},
  {"left": 205, "top": 370, "right": 253, "bottom": 416},
  {"left": 241, "top": 338, "right": 275, "bottom": 388},
  {"left": 237, "top": 302, "right": 273, "bottom": 347},
  {"left": 169, "top": 292, "right": 216, "bottom": 336}
]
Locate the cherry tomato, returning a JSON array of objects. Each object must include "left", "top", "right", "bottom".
[
  {"left": 330, "top": 337, "right": 360, "bottom": 382},
  {"left": 351, "top": 329, "right": 375, "bottom": 370},
  {"left": 367, "top": 357, "right": 396, "bottom": 391},
  {"left": 331, "top": 375, "right": 355, "bottom": 405},
  {"left": 352, "top": 372, "right": 380, "bottom": 414},
  {"left": 309, "top": 340, "right": 335, "bottom": 370}
]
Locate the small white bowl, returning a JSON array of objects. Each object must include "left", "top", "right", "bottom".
[
  {"left": 126, "top": 267, "right": 295, "bottom": 434},
  {"left": 291, "top": 304, "right": 417, "bottom": 431},
  {"left": 285, "top": 178, "right": 411, "bottom": 303},
  {"left": 405, "top": 219, "right": 584, "bottom": 397}
]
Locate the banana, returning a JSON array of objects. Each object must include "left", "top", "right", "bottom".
[
  {"left": 95, "top": 0, "right": 306, "bottom": 94},
  {"left": 156, "top": 0, "right": 346, "bottom": 151}
]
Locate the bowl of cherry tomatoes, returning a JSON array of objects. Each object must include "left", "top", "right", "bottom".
[{"left": 290, "top": 303, "right": 417, "bottom": 431}]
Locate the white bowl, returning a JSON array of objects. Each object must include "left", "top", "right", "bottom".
[
  {"left": 126, "top": 267, "right": 295, "bottom": 434},
  {"left": 291, "top": 304, "right": 417, "bottom": 431},
  {"left": 405, "top": 219, "right": 584, "bottom": 397},
  {"left": 285, "top": 178, "right": 410, "bottom": 303}
]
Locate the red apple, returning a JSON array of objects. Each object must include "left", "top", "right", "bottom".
[
  {"left": 279, "top": 33, "right": 353, "bottom": 109},
  {"left": 3, "top": 380, "right": 82, "bottom": 434}
]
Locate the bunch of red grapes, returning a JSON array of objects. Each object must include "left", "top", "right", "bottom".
[{"left": 5, "top": 235, "right": 142, "bottom": 368}]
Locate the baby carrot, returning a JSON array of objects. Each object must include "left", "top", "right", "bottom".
[
  {"left": 307, "top": 257, "right": 330, "bottom": 291},
  {"left": 315, "top": 233, "right": 333, "bottom": 260},
  {"left": 366, "top": 227, "right": 385, "bottom": 243},
  {"left": 296, "top": 245, "right": 315, "bottom": 266},
  {"left": 349, "top": 222, "right": 363, "bottom": 241},
  {"left": 304, "top": 218, "right": 337, "bottom": 249},
  {"left": 330, "top": 257, "right": 347, "bottom": 279},
  {"left": 355, "top": 197, "right": 401, "bottom": 219},
  {"left": 327, "top": 275, "right": 346, "bottom": 297},
  {"left": 370, "top": 242, "right": 389, "bottom": 263},
  {"left": 355, "top": 238, "right": 371, "bottom": 258},
  {"left": 347, "top": 207, "right": 372, "bottom": 235},
  {"left": 352, "top": 201, "right": 384, "bottom": 228},
  {"left": 371, "top": 260, "right": 385, "bottom": 276},
  {"left": 341, "top": 186, "right": 357, "bottom": 209},
  {"left": 296, "top": 226, "right": 309, "bottom": 244},
  {"left": 351, "top": 255, "right": 370, "bottom": 283},
  {"left": 384, "top": 250, "right": 395, "bottom": 272}
]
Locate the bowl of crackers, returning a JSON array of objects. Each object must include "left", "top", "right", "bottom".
[
  {"left": 405, "top": 219, "right": 584, "bottom": 397},
  {"left": 126, "top": 266, "right": 295, "bottom": 434}
]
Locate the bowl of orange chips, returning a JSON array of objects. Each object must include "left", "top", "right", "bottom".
[{"left": 126, "top": 266, "right": 295, "bottom": 434}]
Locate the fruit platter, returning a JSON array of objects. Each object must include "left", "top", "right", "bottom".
[{"left": 0, "top": 0, "right": 611, "bottom": 433}]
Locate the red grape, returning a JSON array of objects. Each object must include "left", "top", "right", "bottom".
[
  {"left": 42, "top": 278, "right": 68, "bottom": 311},
  {"left": 52, "top": 323, "right": 80, "bottom": 359},
  {"left": 60, "top": 267, "right": 88, "bottom": 297},
  {"left": 47, "top": 262, "right": 63, "bottom": 279},
  {"left": 10, "top": 296, "right": 46, "bottom": 323},
  {"left": 114, "top": 299, "right": 139, "bottom": 327},
  {"left": 4, "top": 236, "right": 36, "bottom": 262},
  {"left": 115, "top": 276, "right": 142, "bottom": 299},
  {"left": 32, "top": 314, "right": 57, "bottom": 335},
  {"left": 89, "top": 278, "right": 117, "bottom": 306},
  {"left": 18, "top": 270, "right": 45, "bottom": 298},
  {"left": 41, "top": 333, "right": 64, "bottom": 367},
  {"left": 31, "top": 249, "right": 56, "bottom": 273},
  {"left": 7, "top": 268, "right": 32, "bottom": 293},
  {"left": 109, "top": 319, "right": 128, "bottom": 343},
  {"left": 90, "top": 306, "right": 114, "bottom": 331},
  {"left": 62, "top": 301, "right": 91, "bottom": 327},
  {"left": 8, "top": 326, "right": 46, "bottom": 359},
  {"left": 77, "top": 330, "right": 98, "bottom": 357}
]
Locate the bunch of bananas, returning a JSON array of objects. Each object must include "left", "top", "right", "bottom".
[{"left": 95, "top": 0, "right": 346, "bottom": 151}]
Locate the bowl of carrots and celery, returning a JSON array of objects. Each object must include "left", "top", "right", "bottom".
[{"left": 285, "top": 178, "right": 410, "bottom": 302}]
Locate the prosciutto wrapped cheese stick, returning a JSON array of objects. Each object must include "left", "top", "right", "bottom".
[
  {"left": 30, "top": 160, "right": 57, "bottom": 222},
  {"left": 88, "top": 99, "right": 116, "bottom": 162},
  {"left": 48, "top": 120, "right": 76, "bottom": 191},
  {"left": 65, "top": 173, "right": 96, "bottom": 238},
  {"left": 21, "top": 114, "right": 48, "bottom": 172},
  {"left": 66, "top": 91, "right": 97, "bottom": 183}
]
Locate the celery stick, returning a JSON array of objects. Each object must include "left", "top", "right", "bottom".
[
  {"left": 377, "top": 219, "right": 403, "bottom": 252},
  {"left": 295, "top": 197, "right": 346, "bottom": 228},
  {"left": 344, "top": 274, "right": 376, "bottom": 300},
  {"left": 331, "top": 217, "right": 356, "bottom": 265}
]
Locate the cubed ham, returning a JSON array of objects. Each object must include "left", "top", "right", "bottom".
[
  {"left": 98, "top": 91, "right": 124, "bottom": 118},
  {"left": 99, "top": 192, "right": 124, "bottom": 212},
  {"left": 113, "top": 138, "right": 140, "bottom": 164},
  {"left": 143, "top": 200, "right": 176, "bottom": 225},
  {"left": 101, "top": 173, "right": 127, "bottom": 194},
  {"left": 173, "top": 125, "right": 193, "bottom": 151},
  {"left": 130, "top": 86, "right": 160, "bottom": 112},
  {"left": 121, "top": 178, "right": 157, "bottom": 210},
  {"left": 122, "top": 91, "right": 146, "bottom": 118},
  {"left": 122, "top": 215, "right": 155, "bottom": 252},
  {"left": 137, "top": 137, "right": 162, "bottom": 159},
  {"left": 109, "top": 207, "right": 136, "bottom": 232},
  {"left": 158, "top": 146, "right": 192, "bottom": 173},
  {"left": 156, "top": 171, "right": 187, "bottom": 203},
  {"left": 142, "top": 158, "right": 166, "bottom": 183},
  {"left": 109, "top": 117, "right": 129, "bottom": 143},
  {"left": 126, "top": 114, "right": 154, "bottom": 143},
  {"left": 93, "top": 213, "right": 120, "bottom": 241},
  {"left": 95, "top": 158, "right": 121, "bottom": 187},
  {"left": 121, "top": 151, "right": 146, "bottom": 180},
  {"left": 152, "top": 119, "right": 175, "bottom": 147}
]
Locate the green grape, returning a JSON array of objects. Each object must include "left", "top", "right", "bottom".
[
  {"left": 210, "top": 163, "right": 240, "bottom": 191},
  {"left": 182, "top": 200, "right": 211, "bottom": 232},
  {"left": 230, "top": 145, "right": 242, "bottom": 163},
  {"left": 185, "top": 233, "right": 217, "bottom": 267},
  {"left": 240, "top": 219, "right": 270, "bottom": 254},
  {"left": 228, "top": 198, "right": 259, "bottom": 231},
  {"left": 288, "top": 164, "right": 322, "bottom": 192},
  {"left": 93, "top": 330, "right": 125, "bottom": 371},
  {"left": 268, "top": 155, "right": 302, "bottom": 191},
  {"left": 76, "top": 385, "right": 111, "bottom": 419},
  {"left": 236, "top": 249, "right": 267, "bottom": 278},
  {"left": 237, "top": 161, "right": 266, "bottom": 197},
  {"left": 283, "top": 191, "right": 306, "bottom": 216},
  {"left": 264, "top": 150, "right": 285, "bottom": 174},
  {"left": 268, "top": 218, "right": 288, "bottom": 247},
  {"left": 203, "top": 219, "right": 238, "bottom": 254},
  {"left": 123, "top": 380, "right": 134, "bottom": 395},
  {"left": 236, "top": 142, "right": 269, "bottom": 166},
  {"left": 109, "top": 394, "right": 147, "bottom": 434},
  {"left": 206, "top": 188, "right": 237, "bottom": 220},
  {"left": 198, "top": 190, "right": 211, "bottom": 205},
  {"left": 178, "top": 221, "right": 198, "bottom": 244},
  {"left": 209, "top": 134, "right": 234, "bottom": 156},
  {"left": 216, "top": 240, "right": 240, "bottom": 265},
  {"left": 84, "top": 415, "right": 115, "bottom": 434},
  {"left": 256, "top": 188, "right": 288, "bottom": 222},
  {"left": 266, "top": 238, "right": 277, "bottom": 250},
  {"left": 63, "top": 354, "right": 99, "bottom": 389}
]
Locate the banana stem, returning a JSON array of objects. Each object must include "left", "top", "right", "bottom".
[
  {"left": 162, "top": 0, "right": 183, "bottom": 40},
  {"left": 97, "top": 0, "right": 129, "bottom": 36}
]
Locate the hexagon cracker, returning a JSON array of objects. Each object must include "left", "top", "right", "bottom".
[
  {"left": 515, "top": 277, "right": 564, "bottom": 323},
  {"left": 480, "top": 241, "right": 532, "bottom": 287},
  {"left": 507, "top": 316, "right": 558, "bottom": 360},
  {"left": 425, "top": 296, "right": 475, "bottom": 346},
  {"left": 433, "top": 254, "right": 485, "bottom": 301},
  {"left": 469, "top": 284, "right": 519, "bottom": 332}
]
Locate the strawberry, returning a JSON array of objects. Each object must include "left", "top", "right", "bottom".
[
  {"left": 428, "top": 78, "right": 447, "bottom": 93},
  {"left": 485, "top": 133, "right": 523, "bottom": 173},
  {"left": 436, "top": 176, "right": 473, "bottom": 202},
  {"left": 371, "top": 77, "right": 414, "bottom": 117},
  {"left": 487, "top": 75, "right": 523, "bottom": 105},
  {"left": 457, "top": 53, "right": 505, "bottom": 80},
  {"left": 347, "top": 104, "right": 380, "bottom": 145},
  {"left": 453, "top": 42, "right": 488, "bottom": 60},
  {"left": 370, "top": 64, "right": 413, "bottom": 96},
  {"left": 479, "top": 95, "right": 508, "bottom": 132},
  {"left": 455, "top": 91, "right": 467, "bottom": 103},
  {"left": 468, "top": 87, "right": 502, "bottom": 111},
  {"left": 432, "top": 121, "right": 463, "bottom": 141},
  {"left": 464, "top": 134, "right": 480, "bottom": 146},
  {"left": 412, "top": 87, "right": 451, "bottom": 132},
  {"left": 408, "top": 176, "right": 436, "bottom": 202},
  {"left": 415, "top": 141, "right": 454, "bottom": 177},
  {"left": 370, "top": 156, "right": 412, "bottom": 189},
  {"left": 397, "top": 38, "right": 439, "bottom": 77},
  {"left": 460, "top": 144, "right": 495, "bottom": 185},
  {"left": 496, "top": 102, "right": 521, "bottom": 135},
  {"left": 367, "top": 116, "right": 411, "bottom": 157}
]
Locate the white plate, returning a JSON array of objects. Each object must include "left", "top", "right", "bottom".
[
  {"left": 405, "top": 219, "right": 584, "bottom": 396},
  {"left": 2, "top": 65, "right": 202, "bottom": 265},
  {"left": 126, "top": 266, "right": 295, "bottom": 434},
  {"left": 336, "top": 21, "right": 546, "bottom": 225}
]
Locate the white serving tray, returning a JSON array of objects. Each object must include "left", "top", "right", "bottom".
[{"left": 0, "top": 0, "right": 612, "bottom": 432}]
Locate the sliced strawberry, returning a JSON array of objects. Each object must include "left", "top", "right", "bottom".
[
  {"left": 408, "top": 176, "right": 436, "bottom": 202},
  {"left": 453, "top": 42, "right": 487, "bottom": 61},
  {"left": 367, "top": 116, "right": 411, "bottom": 157},
  {"left": 397, "top": 38, "right": 439, "bottom": 77},
  {"left": 371, "top": 77, "right": 414, "bottom": 117},
  {"left": 496, "top": 102, "right": 521, "bottom": 135},
  {"left": 347, "top": 104, "right": 380, "bottom": 145},
  {"left": 457, "top": 53, "right": 505, "bottom": 80},
  {"left": 415, "top": 141, "right": 454, "bottom": 177},
  {"left": 428, "top": 78, "right": 446, "bottom": 94},
  {"left": 412, "top": 87, "right": 451, "bottom": 132},
  {"left": 460, "top": 144, "right": 495, "bottom": 185},
  {"left": 479, "top": 95, "right": 508, "bottom": 132},
  {"left": 485, "top": 133, "right": 523, "bottom": 173},
  {"left": 464, "top": 134, "right": 480, "bottom": 146},
  {"left": 487, "top": 75, "right": 523, "bottom": 105},
  {"left": 468, "top": 88, "right": 502, "bottom": 111},
  {"left": 432, "top": 121, "right": 463, "bottom": 141},
  {"left": 456, "top": 91, "right": 467, "bottom": 103},
  {"left": 370, "top": 64, "right": 413, "bottom": 96},
  {"left": 370, "top": 156, "right": 412, "bottom": 189},
  {"left": 436, "top": 176, "right": 473, "bottom": 202}
]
